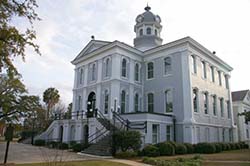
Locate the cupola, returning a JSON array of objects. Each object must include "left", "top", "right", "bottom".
[{"left": 133, "top": 5, "right": 163, "bottom": 51}]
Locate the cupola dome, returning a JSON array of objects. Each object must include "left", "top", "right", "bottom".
[{"left": 133, "top": 5, "right": 163, "bottom": 51}]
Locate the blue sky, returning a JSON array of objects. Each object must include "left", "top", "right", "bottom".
[{"left": 14, "top": 0, "right": 250, "bottom": 105}]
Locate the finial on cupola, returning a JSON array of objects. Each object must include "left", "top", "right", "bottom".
[
  {"left": 91, "top": 35, "right": 95, "bottom": 40},
  {"left": 144, "top": 3, "right": 151, "bottom": 11}
]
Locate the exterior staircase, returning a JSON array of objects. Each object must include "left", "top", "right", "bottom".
[{"left": 82, "top": 133, "right": 112, "bottom": 156}]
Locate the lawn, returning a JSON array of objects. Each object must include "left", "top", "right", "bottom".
[
  {"left": 149, "top": 149, "right": 250, "bottom": 166},
  {"left": 157, "top": 149, "right": 250, "bottom": 161},
  {"left": 16, "top": 160, "right": 130, "bottom": 166}
]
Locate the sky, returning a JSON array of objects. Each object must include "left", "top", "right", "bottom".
[{"left": 14, "top": 0, "right": 250, "bottom": 106}]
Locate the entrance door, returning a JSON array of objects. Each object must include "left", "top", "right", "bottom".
[
  {"left": 83, "top": 125, "right": 89, "bottom": 145},
  {"left": 87, "top": 92, "right": 96, "bottom": 117},
  {"left": 59, "top": 126, "right": 63, "bottom": 142}
]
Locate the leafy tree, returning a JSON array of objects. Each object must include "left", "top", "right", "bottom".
[
  {"left": 0, "top": 0, "right": 41, "bottom": 76},
  {"left": 0, "top": 74, "right": 26, "bottom": 122},
  {"left": 238, "top": 111, "right": 250, "bottom": 123},
  {"left": 43, "top": 87, "right": 60, "bottom": 119}
]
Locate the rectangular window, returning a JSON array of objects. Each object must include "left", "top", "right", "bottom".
[
  {"left": 225, "top": 75, "right": 229, "bottom": 89},
  {"left": 218, "top": 71, "right": 222, "bottom": 86},
  {"left": 78, "top": 96, "right": 82, "bottom": 111},
  {"left": 190, "top": 55, "right": 197, "bottom": 74},
  {"left": 220, "top": 98, "right": 224, "bottom": 117},
  {"left": 212, "top": 95, "right": 217, "bottom": 116},
  {"left": 204, "top": 93, "right": 208, "bottom": 114},
  {"left": 226, "top": 101, "right": 231, "bottom": 119},
  {"left": 152, "top": 124, "right": 159, "bottom": 144},
  {"left": 222, "top": 128, "right": 225, "bottom": 142},
  {"left": 201, "top": 61, "right": 207, "bottom": 79},
  {"left": 247, "top": 129, "right": 249, "bottom": 139},
  {"left": 148, "top": 93, "right": 154, "bottom": 113},
  {"left": 104, "top": 91, "right": 109, "bottom": 114},
  {"left": 193, "top": 89, "right": 198, "bottom": 112},
  {"left": 210, "top": 66, "right": 215, "bottom": 82},
  {"left": 166, "top": 125, "right": 172, "bottom": 141},
  {"left": 165, "top": 90, "right": 173, "bottom": 113},
  {"left": 147, "top": 62, "right": 154, "bottom": 79}
]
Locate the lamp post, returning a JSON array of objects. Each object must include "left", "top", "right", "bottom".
[{"left": 31, "top": 111, "right": 37, "bottom": 145}]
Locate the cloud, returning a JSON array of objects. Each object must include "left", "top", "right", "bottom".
[{"left": 12, "top": 0, "right": 250, "bottom": 106}]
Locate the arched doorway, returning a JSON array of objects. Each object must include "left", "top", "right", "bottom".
[
  {"left": 87, "top": 92, "right": 96, "bottom": 117},
  {"left": 83, "top": 125, "right": 89, "bottom": 145},
  {"left": 59, "top": 125, "right": 63, "bottom": 142}
]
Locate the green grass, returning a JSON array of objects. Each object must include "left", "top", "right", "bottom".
[{"left": 16, "top": 160, "right": 130, "bottom": 166}]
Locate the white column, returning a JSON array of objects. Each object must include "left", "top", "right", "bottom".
[{"left": 110, "top": 81, "right": 120, "bottom": 119}]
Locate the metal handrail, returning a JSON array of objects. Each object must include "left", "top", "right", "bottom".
[{"left": 88, "top": 129, "right": 109, "bottom": 144}]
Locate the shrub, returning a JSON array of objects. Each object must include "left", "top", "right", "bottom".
[
  {"left": 113, "top": 131, "right": 142, "bottom": 152},
  {"left": 213, "top": 143, "right": 222, "bottom": 153},
  {"left": 34, "top": 139, "right": 45, "bottom": 146},
  {"left": 69, "top": 141, "right": 77, "bottom": 148},
  {"left": 175, "top": 143, "right": 187, "bottom": 154},
  {"left": 229, "top": 143, "right": 236, "bottom": 150},
  {"left": 235, "top": 143, "right": 241, "bottom": 149},
  {"left": 239, "top": 142, "right": 249, "bottom": 149},
  {"left": 184, "top": 143, "right": 194, "bottom": 154},
  {"left": 59, "top": 143, "right": 69, "bottom": 150},
  {"left": 115, "top": 151, "right": 137, "bottom": 159},
  {"left": 155, "top": 142, "right": 175, "bottom": 156},
  {"left": 142, "top": 145, "right": 160, "bottom": 157},
  {"left": 167, "top": 141, "right": 178, "bottom": 149},
  {"left": 72, "top": 143, "right": 89, "bottom": 152},
  {"left": 48, "top": 141, "right": 60, "bottom": 148},
  {"left": 142, "top": 157, "right": 202, "bottom": 166},
  {"left": 194, "top": 143, "right": 216, "bottom": 154}
]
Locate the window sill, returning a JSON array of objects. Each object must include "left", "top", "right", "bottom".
[
  {"left": 146, "top": 78, "right": 154, "bottom": 81},
  {"left": 163, "top": 74, "right": 172, "bottom": 77}
]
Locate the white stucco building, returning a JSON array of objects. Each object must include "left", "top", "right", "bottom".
[
  {"left": 38, "top": 6, "right": 238, "bottom": 154},
  {"left": 232, "top": 90, "right": 250, "bottom": 144}
]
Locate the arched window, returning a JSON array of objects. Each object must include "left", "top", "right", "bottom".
[
  {"left": 164, "top": 57, "right": 172, "bottom": 75},
  {"left": 134, "top": 93, "right": 139, "bottom": 112},
  {"left": 148, "top": 93, "right": 154, "bottom": 113},
  {"left": 155, "top": 29, "right": 157, "bottom": 36},
  {"left": 193, "top": 89, "right": 198, "bottom": 112},
  {"left": 105, "top": 58, "right": 110, "bottom": 77},
  {"left": 121, "top": 90, "right": 126, "bottom": 114},
  {"left": 121, "top": 59, "right": 127, "bottom": 77},
  {"left": 79, "top": 68, "right": 84, "bottom": 84},
  {"left": 190, "top": 55, "right": 197, "bottom": 74},
  {"left": 165, "top": 90, "right": 173, "bottom": 113},
  {"left": 147, "top": 62, "right": 154, "bottom": 79},
  {"left": 104, "top": 90, "right": 109, "bottom": 114},
  {"left": 92, "top": 63, "right": 96, "bottom": 81},
  {"left": 135, "top": 63, "right": 139, "bottom": 81},
  {"left": 139, "top": 29, "right": 143, "bottom": 36},
  {"left": 146, "top": 27, "right": 151, "bottom": 35}
]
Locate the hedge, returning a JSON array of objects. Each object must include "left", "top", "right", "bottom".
[
  {"left": 155, "top": 142, "right": 175, "bottom": 156},
  {"left": 194, "top": 143, "right": 216, "bottom": 154},
  {"left": 184, "top": 143, "right": 194, "bottom": 154},
  {"left": 175, "top": 143, "right": 187, "bottom": 154},
  {"left": 34, "top": 139, "right": 45, "bottom": 146},
  {"left": 142, "top": 145, "right": 160, "bottom": 157}
]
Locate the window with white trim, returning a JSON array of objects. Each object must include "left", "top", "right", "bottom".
[
  {"left": 135, "top": 63, "right": 139, "bottom": 81},
  {"left": 105, "top": 58, "right": 110, "bottom": 77},
  {"left": 134, "top": 93, "right": 139, "bottom": 112},
  {"left": 79, "top": 68, "right": 84, "bottom": 85},
  {"left": 104, "top": 90, "right": 109, "bottom": 114},
  {"left": 147, "top": 62, "right": 154, "bottom": 79},
  {"left": 193, "top": 89, "right": 198, "bottom": 112},
  {"left": 91, "top": 63, "right": 96, "bottom": 81},
  {"left": 203, "top": 92, "right": 208, "bottom": 114},
  {"left": 121, "top": 90, "right": 126, "bottom": 114},
  {"left": 218, "top": 71, "right": 222, "bottom": 86},
  {"left": 190, "top": 55, "right": 197, "bottom": 74},
  {"left": 164, "top": 57, "right": 171, "bottom": 75},
  {"left": 226, "top": 100, "right": 231, "bottom": 119},
  {"left": 148, "top": 93, "right": 154, "bottom": 113},
  {"left": 121, "top": 59, "right": 127, "bottom": 77},
  {"left": 166, "top": 125, "right": 172, "bottom": 141},
  {"left": 220, "top": 98, "right": 224, "bottom": 117},
  {"left": 152, "top": 124, "right": 159, "bottom": 144},
  {"left": 146, "top": 27, "right": 151, "bottom": 35},
  {"left": 210, "top": 66, "right": 215, "bottom": 82},
  {"left": 201, "top": 61, "right": 207, "bottom": 79},
  {"left": 212, "top": 95, "right": 217, "bottom": 116},
  {"left": 165, "top": 90, "right": 173, "bottom": 113}
]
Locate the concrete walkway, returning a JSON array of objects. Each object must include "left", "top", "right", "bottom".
[
  {"left": 109, "top": 159, "right": 151, "bottom": 166},
  {"left": 0, "top": 142, "right": 98, "bottom": 164}
]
